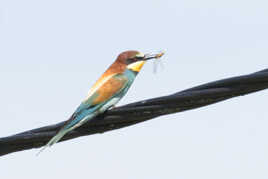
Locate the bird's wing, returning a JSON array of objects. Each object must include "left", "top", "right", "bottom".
[
  {"left": 65, "top": 73, "right": 129, "bottom": 127},
  {"left": 84, "top": 73, "right": 129, "bottom": 108}
]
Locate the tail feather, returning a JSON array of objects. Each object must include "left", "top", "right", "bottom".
[
  {"left": 36, "top": 128, "right": 70, "bottom": 156},
  {"left": 36, "top": 113, "right": 96, "bottom": 156}
]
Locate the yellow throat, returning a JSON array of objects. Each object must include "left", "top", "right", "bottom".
[{"left": 127, "top": 61, "right": 146, "bottom": 72}]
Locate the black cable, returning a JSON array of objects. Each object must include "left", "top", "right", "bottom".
[{"left": 1, "top": 68, "right": 268, "bottom": 157}]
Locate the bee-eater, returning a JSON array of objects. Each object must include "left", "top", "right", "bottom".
[{"left": 39, "top": 50, "right": 164, "bottom": 154}]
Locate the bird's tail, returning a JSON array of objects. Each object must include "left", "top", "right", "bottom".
[
  {"left": 36, "top": 113, "right": 96, "bottom": 156},
  {"left": 36, "top": 128, "right": 71, "bottom": 156},
  {"left": 36, "top": 109, "right": 99, "bottom": 156}
]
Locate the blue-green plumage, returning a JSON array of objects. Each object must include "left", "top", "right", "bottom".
[
  {"left": 70, "top": 70, "right": 137, "bottom": 127},
  {"left": 64, "top": 71, "right": 136, "bottom": 131}
]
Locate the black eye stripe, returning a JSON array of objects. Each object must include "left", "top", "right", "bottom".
[
  {"left": 135, "top": 56, "right": 144, "bottom": 60},
  {"left": 126, "top": 58, "right": 138, "bottom": 65}
]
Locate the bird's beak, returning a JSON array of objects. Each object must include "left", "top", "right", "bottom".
[{"left": 143, "top": 52, "right": 165, "bottom": 61}]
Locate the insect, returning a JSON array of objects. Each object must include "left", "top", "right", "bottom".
[{"left": 153, "top": 51, "right": 165, "bottom": 74}]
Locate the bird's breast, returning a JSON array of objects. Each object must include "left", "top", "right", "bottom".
[{"left": 123, "top": 69, "right": 138, "bottom": 82}]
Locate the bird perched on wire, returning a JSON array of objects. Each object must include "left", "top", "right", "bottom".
[{"left": 38, "top": 50, "right": 164, "bottom": 154}]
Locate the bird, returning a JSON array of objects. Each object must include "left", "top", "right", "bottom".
[{"left": 38, "top": 50, "right": 164, "bottom": 154}]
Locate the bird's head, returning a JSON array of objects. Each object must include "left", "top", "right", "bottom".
[{"left": 116, "top": 50, "right": 164, "bottom": 72}]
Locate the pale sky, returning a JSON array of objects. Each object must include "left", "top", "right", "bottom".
[{"left": 1, "top": 0, "right": 268, "bottom": 178}]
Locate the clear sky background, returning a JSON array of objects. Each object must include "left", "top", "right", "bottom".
[{"left": 1, "top": 0, "right": 268, "bottom": 178}]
